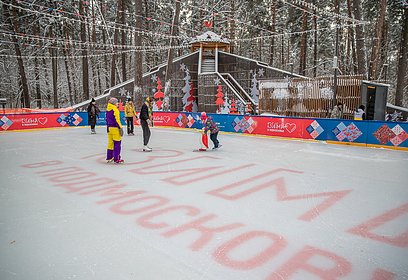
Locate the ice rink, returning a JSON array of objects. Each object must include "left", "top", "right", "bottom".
[{"left": 1, "top": 126, "right": 408, "bottom": 280}]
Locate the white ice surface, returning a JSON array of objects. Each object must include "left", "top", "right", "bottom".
[{"left": 1, "top": 126, "right": 408, "bottom": 280}]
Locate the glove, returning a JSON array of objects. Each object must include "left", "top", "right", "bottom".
[{"left": 119, "top": 127, "right": 124, "bottom": 136}]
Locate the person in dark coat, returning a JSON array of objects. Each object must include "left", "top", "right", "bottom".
[
  {"left": 140, "top": 97, "right": 152, "bottom": 151},
  {"left": 87, "top": 98, "right": 100, "bottom": 134}
]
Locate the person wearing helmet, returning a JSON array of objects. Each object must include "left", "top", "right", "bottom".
[
  {"left": 201, "top": 112, "right": 221, "bottom": 149},
  {"left": 106, "top": 97, "right": 124, "bottom": 163},
  {"left": 140, "top": 97, "right": 153, "bottom": 151}
]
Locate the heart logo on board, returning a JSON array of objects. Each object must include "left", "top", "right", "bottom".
[
  {"left": 163, "top": 116, "right": 170, "bottom": 123},
  {"left": 285, "top": 123, "right": 296, "bottom": 133},
  {"left": 38, "top": 117, "right": 48, "bottom": 125}
]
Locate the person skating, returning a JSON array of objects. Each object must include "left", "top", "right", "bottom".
[
  {"left": 140, "top": 97, "right": 152, "bottom": 152},
  {"left": 201, "top": 112, "right": 221, "bottom": 149},
  {"left": 87, "top": 98, "right": 100, "bottom": 134},
  {"left": 124, "top": 98, "right": 137, "bottom": 135},
  {"left": 106, "top": 97, "right": 124, "bottom": 163}
]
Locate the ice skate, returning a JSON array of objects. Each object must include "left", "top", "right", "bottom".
[
  {"left": 143, "top": 145, "right": 152, "bottom": 152},
  {"left": 106, "top": 158, "right": 114, "bottom": 163},
  {"left": 91, "top": 129, "right": 96, "bottom": 134},
  {"left": 213, "top": 144, "right": 222, "bottom": 150},
  {"left": 114, "top": 159, "right": 124, "bottom": 164}
]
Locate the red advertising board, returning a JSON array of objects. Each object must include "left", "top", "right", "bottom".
[
  {"left": 251, "top": 116, "right": 309, "bottom": 139},
  {"left": 1, "top": 113, "right": 61, "bottom": 131},
  {"left": 0, "top": 113, "right": 84, "bottom": 131}
]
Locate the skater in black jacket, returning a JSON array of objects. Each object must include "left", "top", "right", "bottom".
[{"left": 140, "top": 97, "right": 152, "bottom": 151}]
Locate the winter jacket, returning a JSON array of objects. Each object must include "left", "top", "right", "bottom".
[
  {"left": 140, "top": 103, "right": 150, "bottom": 121},
  {"left": 87, "top": 103, "right": 100, "bottom": 118},
  {"left": 124, "top": 102, "right": 137, "bottom": 117},
  {"left": 203, "top": 117, "right": 219, "bottom": 134},
  {"left": 354, "top": 109, "right": 366, "bottom": 120},
  {"left": 330, "top": 105, "right": 343, "bottom": 119},
  {"left": 106, "top": 103, "right": 122, "bottom": 129}
]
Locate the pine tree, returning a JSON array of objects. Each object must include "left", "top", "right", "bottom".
[
  {"left": 185, "top": 82, "right": 197, "bottom": 112},
  {"left": 154, "top": 77, "right": 164, "bottom": 110},
  {"left": 230, "top": 98, "right": 238, "bottom": 114},
  {"left": 215, "top": 85, "right": 224, "bottom": 112},
  {"left": 250, "top": 72, "right": 259, "bottom": 104}
]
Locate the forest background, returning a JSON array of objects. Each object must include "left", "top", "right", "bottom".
[{"left": 0, "top": 0, "right": 407, "bottom": 110}]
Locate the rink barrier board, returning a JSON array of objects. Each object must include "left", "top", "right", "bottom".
[{"left": 1, "top": 111, "right": 407, "bottom": 150}]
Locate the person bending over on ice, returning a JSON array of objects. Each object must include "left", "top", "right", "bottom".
[
  {"left": 201, "top": 112, "right": 221, "bottom": 149},
  {"left": 106, "top": 97, "right": 124, "bottom": 163},
  {"left": 140, "top": 97, "right": 152, "bottom": 151}
]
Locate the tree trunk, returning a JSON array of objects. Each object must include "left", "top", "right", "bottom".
[
  {"left": 121, "top": 0, "right": 127, "bottom": 81},
  {"left": 164, "top": 0, "right": 181, "bottom": 95},
  {"left": 230, "top": 0, "right": 235, "bottom": 53},
  {"left": 347, "top": 0, "right": 358, "bottom": 74},
  {"left": 134, "top": 0, "right": 144, "bottom": 106},
  {"left": 269, "top": 0, "right": 276, "bottom": 65},
  {"left": 100, "top": 0, "right": 110, "bottom": 88},
  {"left": 63, "top": 25, "right": 73, "bottom": 106},
  {"left": 299, "top": 3, "right": 308, "bottom": 76},
  {"left": 352, "top": 0, "right": 367, "bottom": 77},
  {"left": 33, "top": 22, "right": 42, "bottom": 108},
  {"left": 395, "top": 8, "right": 408, "bottom": 107},
  {"left": 368, "top": 0, "right": 387, "bottom": 80},
  {"left": 111, "top": 0, "right": 121, "bottom": 86},
  {"left": 79, "top": 0, "right": 90, "bottom": 101},
  {"left": 313, "top": 0, "right": 318, "bottom": 77},
  {"left": 90, "top": 0, "right": 98, "bottom": 96},
  {"left": 4, "top": 2, "right": 30, "bottom": 108},
  {"left": 42, "top": 58, "right": 52, "bottom": 106},
  {"left": 49, "top": 27, "right": 58, "bottom": 108}
]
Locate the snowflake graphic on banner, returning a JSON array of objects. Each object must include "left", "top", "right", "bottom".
[
  {"left": 306, "top": 120, "right": 324, "bottom": 139},
  {"left": 57, "top": 113, "right": 83, "bottom": 127},
  {"left": 373, "top": 124, "right": 408, "bottom": 146},
  {"left": 332, "top": 122, "right": 362, "bottom": 142},
  {"left": 175, "top": 114, "right": 195, "bottom": 128},
  {"left": 0, "top": 115, "right": 13, "bottom": 130},
  {"left": 231, "top": 116, "right": 257, "bottom": 133}
]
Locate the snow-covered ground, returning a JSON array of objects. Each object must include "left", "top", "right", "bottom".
[{"left": 1, "top": 126, "right": 408, "bottom": 280}]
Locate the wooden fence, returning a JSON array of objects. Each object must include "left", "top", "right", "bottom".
[{"left": 259, "top": 75, "right": 363, "bottom": 119}]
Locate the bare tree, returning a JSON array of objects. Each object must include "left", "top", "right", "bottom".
[
  {"left": 3, "top": 2, "right": 30, "bottom": 108},
  {"left": 134, "top": 0, "right": 144, "bottom": 106},
  {"left": 120, "top": 0, "right": 127, "bottom": 81},
  {"left": 269, "top": 0, "right": 277, "bottom": 66},
  {"left": 368, "top": 0, "right": 387, "bottom": 80},
  {"left": 79, "top": 0, "right": 90, "bottom": 100},
  {"left": 299, "top": 2, "right": 308, "bottom": 76},
  {"left": 164, "top": 0, "right": 181, "bottom": 95},
  {"left": 352, "top": 0, "right": 367, "bottom": 77},
  {"left": 395, "top": 8, "right": 408, "bottom": 107}
]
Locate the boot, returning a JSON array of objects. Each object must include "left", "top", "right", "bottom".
[
  {"left": 143, "top": 145, "right": 152, "bottom": 152},
  {"left": 106, "top": 149, "right": 114, "bottom": 163}
]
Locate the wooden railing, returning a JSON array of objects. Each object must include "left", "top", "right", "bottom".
[{"left": 259, "top": 75, "right": 363, "bottom": 119}]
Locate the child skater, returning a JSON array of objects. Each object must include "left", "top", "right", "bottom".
[
  {"left": 201, "top": 112, "right": 221, "bottom": 149},
  {"left": 106, "top": 97, "right": 124, "bottom": 163}
]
